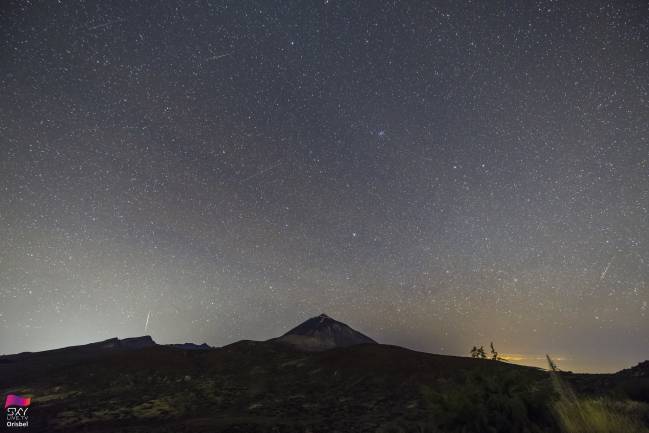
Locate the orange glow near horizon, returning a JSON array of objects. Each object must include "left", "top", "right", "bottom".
[{"left": 499, "top": 353, "right": 567, "bottom": 368}]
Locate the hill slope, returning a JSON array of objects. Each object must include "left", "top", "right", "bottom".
[{"left": 2, "top": 340, "right": 557, "bottom": 432}]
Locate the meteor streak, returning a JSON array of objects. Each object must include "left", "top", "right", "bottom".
[{"left": 144, "top": 311, "right": 151, "bottom": 333}]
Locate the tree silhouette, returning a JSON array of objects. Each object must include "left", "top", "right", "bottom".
[
  {"left": 470, "top": 343, "right": 501, "bottom": 360},
  {"left": 490, "top": 342, "right": 500, "bottom": 360}
]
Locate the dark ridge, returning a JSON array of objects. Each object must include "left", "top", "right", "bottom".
[{"left": 169, "top": 342, "right": 212, "bottom": 350}]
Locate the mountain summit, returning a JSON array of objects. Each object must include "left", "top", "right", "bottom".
[{"left": 273, "top": 313, "right": 377, "bottom": 351}]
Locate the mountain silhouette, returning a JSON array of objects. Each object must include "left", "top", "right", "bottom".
[
  {"left": 272, "top": 313, "right": 377, "bottom": 351},
  {"left": 2, "top": 316, "right": 649, "bottom": 432}
]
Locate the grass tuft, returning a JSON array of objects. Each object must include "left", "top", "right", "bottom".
[{"left": 547, "top": 355, "right": 649, "bottom": 433}]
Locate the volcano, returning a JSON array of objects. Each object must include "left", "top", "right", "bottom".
[{"left": 272, "top": 313, "right": 377, "bottom": 351}]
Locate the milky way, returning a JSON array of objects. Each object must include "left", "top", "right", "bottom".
[{"left": 1, "top": 0, "right": 648, "bottom": 372}]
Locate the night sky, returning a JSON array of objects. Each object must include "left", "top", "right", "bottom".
[{"left": 1, "top": 0, "right": 648, "bottom": 372}]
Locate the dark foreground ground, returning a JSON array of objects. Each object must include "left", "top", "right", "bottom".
[{"left": 2, "top": 340, "right": 649, "bottom": 433}]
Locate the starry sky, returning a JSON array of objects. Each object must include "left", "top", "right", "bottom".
[{"left": 1, "top": 0, "right": 648, "bottom": 373}]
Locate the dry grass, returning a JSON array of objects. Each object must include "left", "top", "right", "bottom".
[{"left": 547, "top": 355, "right": 649, "bottom": 433}]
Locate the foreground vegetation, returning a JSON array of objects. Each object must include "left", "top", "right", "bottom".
[
  {"left": 2, "top": 342, "right": 649, "bottom": 432},
  {"left": 548, "top": 355, "right": 649, "bottom": 433}
]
